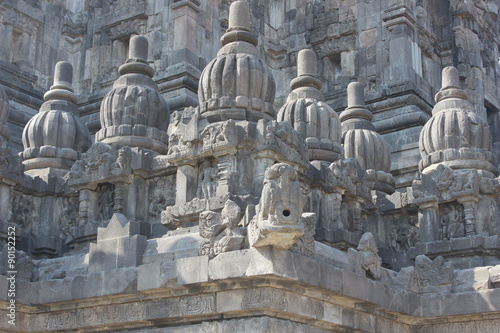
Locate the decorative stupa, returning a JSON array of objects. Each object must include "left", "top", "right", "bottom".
[
  {"left": 277, "top": 49, "right": 342, "bottom": 162},
  {"left": 341, "top": 82, "right": 395, "bottom": 194},
  {"left": 198, "top": 0, "right": 276, "bottom": 122},
  {"left": 96, "top": 35, "right": 170, "bottom": 154},
  {"left": 22, "top": 61, "right": 91, "bottom": 176},
  {"left": 419, "top": 66, "right": 497, "bottom": 176}
]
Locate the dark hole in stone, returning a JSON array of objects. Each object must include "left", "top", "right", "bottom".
[{"left": 283, "top": 209, "right": 290, "bottom": 217}]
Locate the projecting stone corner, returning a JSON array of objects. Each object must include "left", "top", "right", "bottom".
[
  {"left": 248, "top": 163, "right": 313, "bottom": 250},
  {"left": 88, "top": 213, "right": 146, "bottom": 273}
]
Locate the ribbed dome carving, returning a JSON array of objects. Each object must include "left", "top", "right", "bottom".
[
  {"left": 344, "top": 129, "right": 391, "bottom": 172},
  {"left": 277, "top": 49, "right": 342, "bottom": 162},
  {"left": 418, "top": 66, "right": 496, "bottom": 175},
  {"left": 0, "top": 84, "right": 9, "bottom": 143},
  {"left": 341, "top": 82, "right": 394, "bottom": 193},
  {"left": 23, "top": 110, "right": 91, "bottom": 161},
  {"left": 22, "top": 61, "right": 91, "bottom": 174},
  {"left": 198, "top": 1, "right": 276, "bottom": 122},
  {"left": 96, "top": 35, "right": 169, "bottom": 154}
]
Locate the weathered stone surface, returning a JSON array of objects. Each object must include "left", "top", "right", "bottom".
[
  {"left": 248, "top": 163, "right": 305, "bottom": 249},
  {"left": 2, "top": 1, "right": 500, "bottom": 333}
]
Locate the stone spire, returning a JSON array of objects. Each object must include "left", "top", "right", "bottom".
[
  {"left": 198, "top": 0, "right": 276, "bottom": 122},
  {"left": 277, "top": 49, "right": 342, "bottom": 162},
  {"left": 22, "top": 61, "right": 92, "bottom": 176},
  {"left": 97, "top": 35, "right": 169, "bottom": 154},
  {"left": 0, "top": 83, "right": 9, "bottom": 146},
  {"left": 341, "top": 82, "right": 395, "bottom": 194},
  {"left": 419, "top": 66, "right": 496, "bottom": 175}
]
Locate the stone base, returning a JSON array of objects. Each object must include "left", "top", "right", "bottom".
[{"left": 413, "top": 235, "right": 500, "bottom": 269}]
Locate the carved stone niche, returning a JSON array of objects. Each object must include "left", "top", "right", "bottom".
[
  {"left": 438, "top": 202, "right": 465, "bottom": 240},
  {"left": 73, "top": 183, "right": 116, "bottom": 244},
  {"left": 248, "top": 163, "right": 312, "bottom": 250}
]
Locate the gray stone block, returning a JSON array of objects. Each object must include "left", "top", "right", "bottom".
[
  {"left": 318, "top": 263, "right": 343, "bottom": 293},
  {"left": 37, "top": 278, "right": 73, "bottom": 303},
  {"left": 452, "top": 267, "right": 490, "bottom": 293},
  {"left": 176, "top": 255, "right": 208, "bottom": 285},
  {"left": 100, "top": 268, "right": 138, "bottom": 296},
  {"left": 208, "top": 249, "right": 251, "bottom": 281},
  {"left": 71, "top": 273, "right": 102, "bottom": 300},
  {"left": 137, "top": 261, "right": 177, "bottom": 291}
]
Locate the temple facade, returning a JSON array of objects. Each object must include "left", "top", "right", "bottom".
[{"left": 1, "top": 0, "right": 500, "bottom": 332}]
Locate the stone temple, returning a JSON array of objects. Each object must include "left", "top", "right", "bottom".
[{"left": 1, "top": 0, "right": 500, "bottom": 332}]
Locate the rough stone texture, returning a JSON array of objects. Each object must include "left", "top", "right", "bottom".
[{"left": 1, "top": 1, "right": 500, "bottom": 333}]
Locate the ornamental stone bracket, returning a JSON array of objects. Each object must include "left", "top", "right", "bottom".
[{"left": 248, "top": 163, "right": 311, "bottom": 250}]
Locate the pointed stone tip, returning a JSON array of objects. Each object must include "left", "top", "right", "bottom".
[
  {"left": 441, "top": 66, "right": 460, "bottom": 90},
  {"left": 54, "top": 61, "right": 73, "bottom": 87},
  {"left": 129, "top": 35, "right": 148, "bottom": 62},
  {"left": 228, "top": 1, "right": 250, "bottom": 31},
  {"left": 347, "top": 82, "right": 365, "bottom": 107},
  {"left": 297, "top": 49, "right": 317, "bottom": 77}
]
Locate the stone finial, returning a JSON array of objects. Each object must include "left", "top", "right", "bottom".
[
  {"left": 118, "top": 35, "right": 154, "bottom": 77},
  {"left": 52, "top": 61, "right": 73, "bottom": 91},
  {"left": 434, "top": 66, "right": 467, "bottom": 105},
  {"left": 297, "top": 49, "right": 317, "bottom": 77},
  {"left": 128, "top": 35, "right": 148, "bottom": 63},
  {"left": 340, "top": 82, "right": 373, "bottom": 125},
  {"left": 441, "top": 66, "right": 460, "bottom": 90},
  {"left": 228, "top": 1, "right": 250, "bottom": 32},
  {"left": 347, "top": 82, "right": 365, "bottom": 108},
  {"left": 43, "top": 61, "right": 77, "bottom": 105},
  {"left": 220, "top": 0, "right": 257, "bottom": 47},
  {"left": 289, "top": 49, "right": 322, "bottom": 98}
]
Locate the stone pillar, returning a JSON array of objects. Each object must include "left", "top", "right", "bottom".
[
  {"left": 163, "top": 0, "right": 201, "bottom": 112},
  {"left": 419, "top": 202, "right": 439, "bottom": 242},
  {"left": 457, "top": 197, "right": 479, "bottom": 236},
  {"left": 172, "top": 0, "right": 200, "bottom": 53},
  {"left": 215, "top": 154, "right": 235, "bottom": 197},
  {"left": 382, "top": 5, "right": 420, "bottom": 86},
  {"left": 317, "top": 192, "right": 343, "bottom": 239},
  {"left": 252, "top": 156, "right": 274, "bottom": 197},
  {"left": 175, "top": 165, "right": 198, "bottom": 205}
]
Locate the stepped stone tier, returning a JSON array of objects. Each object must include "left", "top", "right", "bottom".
[
  {"left": 419, "top": 66, "right": 497, "bottom": 176},
  {"left": 96, "top": 35, "right": 170, "bottom": 154},
  {"left": 198, "top": 1, "right": 276, "bottom": 122},
  {"left": 21, "top": 61, "right": 91, "bottom": 176},
  {"left": 277, "top": 49, "right": 342, "bottom": 162},
  {"left": 2, "top": 1, "right": 500, "bottom": 333},
  {"left": 341, "top": 82, "right": 395, "bottom": 194}
]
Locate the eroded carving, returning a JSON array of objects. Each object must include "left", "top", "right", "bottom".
[
  {"left": 248, "top": 163, "right": 307, "bottom": 249},
  {"left": 199, "top": 199, "right": 245, "bottom": 257}
]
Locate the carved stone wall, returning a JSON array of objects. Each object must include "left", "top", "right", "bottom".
[{"left": 1, "top": 1, "right": 500, "bottom": 333}]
